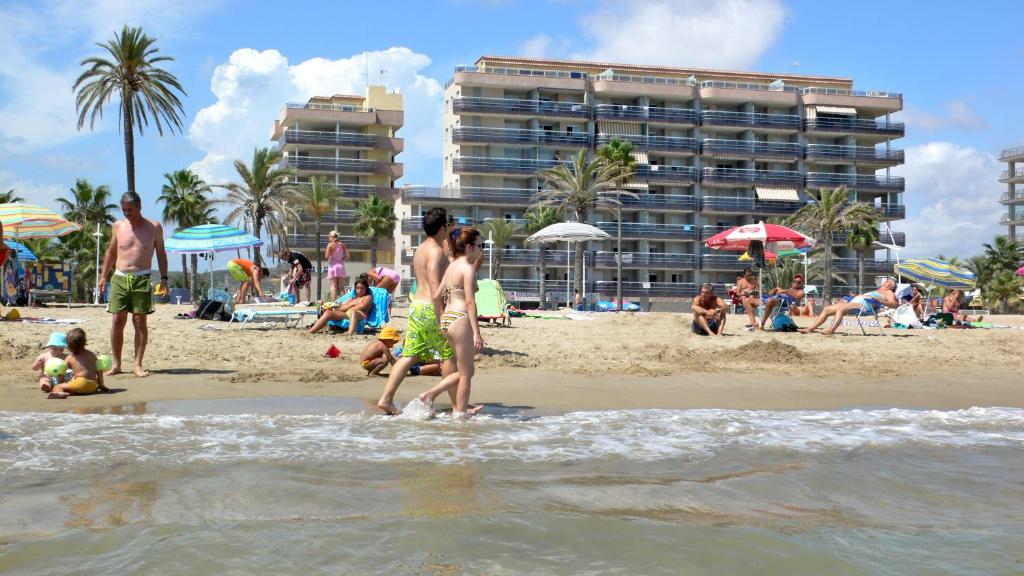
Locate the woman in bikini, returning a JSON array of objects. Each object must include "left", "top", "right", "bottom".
[
  {"left": 417, "top": 227, "right": 485, "bottom": 418},
  {"left": 306, "top": 279, "right": 374, "bottom": 335}
]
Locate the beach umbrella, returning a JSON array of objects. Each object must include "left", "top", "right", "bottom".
[
  {"left": 0, "top": 203, "right": 81, "bottom": 239},
  {"left": 526, "top": 222, "right": 610, "bottom": 307},
  {"left": 1017, "top": 266, "right": 1024, "bottom": 276},
  {"left": 4, "top": 240, "right": 37, "bottom": 262},
  {"left": 704, "top": 221, "right": 814, "bottom": 252},
  {"left": 165, "top": 224, "right": 264, "bottom": 295},
  {"left": 893, "top": 258, "right": 974, "bottom": 289}
]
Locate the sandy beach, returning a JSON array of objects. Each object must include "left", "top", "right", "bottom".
[{"left": 3, "top": 303, "right": 1022, "bottom": 413}]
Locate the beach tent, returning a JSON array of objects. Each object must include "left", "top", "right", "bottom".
[{"left": 475, "top": 279, "right": 511, "bottom": 326}]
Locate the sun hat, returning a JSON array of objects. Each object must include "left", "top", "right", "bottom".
[
  {"left": 44, "top": 331, "right": 68, "bottom": 349},
  {"left": 328, "top": 230, "right": 338, "bottom": 237},
  {"left": 379, "top": 327, "right": 401, "bottom": 342}
]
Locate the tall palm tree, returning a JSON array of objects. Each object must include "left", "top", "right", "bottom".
[
  {"left": 787, "top": 186, "right": 880, "bottom": 301},
  {"left": 74, "top": 25, "right": 186, "bottom": 193},
  {"left": 218, "top": 147, "right": 298, "bottom": 265},
  {"left": 291, "top": 176, "right": 343, "bottom": 301},
  {"left": 982, "top": 235, "right": 1023, "bottom": 273},
  {"left": 523, "top": 207, "right": 560, "bottom": 309},
  {"left": 159, "top": 169, "right": 216, "bottom": 299},
  {"left": 353, "top": 194, "right": 396, "bottom": 268},
  {"left": 56, "top": 179, "right": 117, "bottom": 228},
  {"left": 846, "top": 221, "right": 880, "bottom": 293},
  {"left": 985, "top": 269, "right": 1023, "bottom": 314},
  {"left": 596, "top": 138, "right": 637, "bottom": 311},
  {"left": 0, "top": 189, "right": 24, "bottom": 203},
  {"left": 477, "top": 218, "right": 521, "bottom": 281},
  {"left": 534, "top": 149, "right": 621, "bottom": 296}
]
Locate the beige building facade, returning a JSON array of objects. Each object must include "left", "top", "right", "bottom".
[
  {"left": 399, "top": 56, "right": 906, "bottom": 306},
  {"left": 271, "top": 85, "right": 404, "bottom": 281},
  {"left": 999, "top": 144, "right": 1024, "bottom": 242}
]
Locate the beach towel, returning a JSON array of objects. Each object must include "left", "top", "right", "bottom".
[{"left": 328, "top": 286, "right": 390, "bottom": 333}]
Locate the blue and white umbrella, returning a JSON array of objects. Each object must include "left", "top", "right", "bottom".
[
  {"left": 4, "top": 240, "right": 37, "bottom": 262},
  {"left": 165, "top": 224, "right": 264, "bottom": 255}
]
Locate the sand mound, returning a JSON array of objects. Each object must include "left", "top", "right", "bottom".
[{"left": 731, "top": 340, "right": 803, "bottom": 363}]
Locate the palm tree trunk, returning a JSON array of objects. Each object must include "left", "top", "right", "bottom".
[
  {"left": 370, "top": 240, "right": 378, "bottom": 268},
  {"left": 314, "top": 217, "right": 323, "bottom": 302},
  {"left": 616, "top": 201, "right": 622, "bottom": 312},
  {"left": 252, "top": 216, "right": 263, "bottom": 266},
  {"left": 823, "top": 237, "right": 833, "bottom": 301},
  {"left": 574, "top": 242, "right": 584, "bottom": 302},
  {"left": 857, "top": 252, "right": 864, "bottom": 294},
  {"left": 181, "top": 254, "right": 189, "bottom": 293},
  {"left": 123, "top": 98, "right": 135, "bottom": 193},
  {"left": 190, "top": 254, "right": 199, "bottom": 302},
  {"left": 539, "top": 248, "right": 547, "bottom": 310}
]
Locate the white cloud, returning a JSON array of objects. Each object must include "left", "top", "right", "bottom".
[
  {"left": 0, "top": 170, "right": 67, "bottom": 212},
  {"left": 188, "top": 47, "right": 444, "bottom": 184},
  {"left": 575, "top": 0, "right": 785, "bottom": 69},
  {"left": 520, "top": 34, "right": 553, "bottom": 58},
  {"left": 894, "top": 142, "right": 1004, "bottom": 258},
  {"left": 898, "top": 100, "right": 988, "bottom": 133}
]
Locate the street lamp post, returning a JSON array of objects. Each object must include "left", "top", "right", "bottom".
[
  {"left": 484, "top": 231, "right": 495, "bottom": 280},
  {"left": 92, "top": 222, "right": 103, "bottom": 305}
]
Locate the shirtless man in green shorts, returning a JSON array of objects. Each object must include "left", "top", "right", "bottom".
[
  {"left": 97, "top": 191, "right": 168, "bottom": 377},
  {"left": 376, "top": 207, "right": 455, "bottom": 414}
]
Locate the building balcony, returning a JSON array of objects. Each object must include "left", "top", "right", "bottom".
[
  {"left": 699, "top": 110, "right": 802, "bottom": 132},
  {"left": 999, "top": 144, "right": 1024, "bottom": 162},
  {"left": 285, "top": 233, "right": 374, "bottom": 250},
  {"left": 452, "top": 156, "right": 567, "bottom": 176},
  {"left": 294, "top": 209, "right": 357, "bottom": 225},
  {"left": 633, "top": 164, "right": 698, "bottom": 184},
  {"left": 595, "top": 134, "right": 697, "bottom": 154},
  {"left": 276, "top": 102, "right": 403, "bottom": 131},
  {"left": 1000, "top": 191, "right": 1024, "bottom": 204},
  {"left": 875, "top": 203, "right": 906, "bottom": 220},
  {"left": 700, "top": 254, "right": 751, "bottom": 272},
  {"left": 700, "top": 196, "right": 805, "bottom": 216},
  {"left": 595, "top": 221, "right": 697, "bottom": 240},
  {"left": 804, "top": 117, "right": 905, "bottom": 137},
  {"left": 620, "top": 194, "right": 698, "bottom": 212},
  {"left": 700, "top": 225, "right": 733, "bottom": 240},
  {"left": 452, "top": 126, "right": 591, "bottom": 148},
  {"left": 492, "top": 248, "right": 566, "bottom": 266},
  {"left": 805, "top": 144, "right": 903, "bottom": 166},
  {"left": 1001, "top": 212, "right": 1024, "bottom": 224},
  {"left": 285, "top": 156, "right": 378, "bottom": 174},
  {"left": 290, "top": 183, "right": 399, "bottom": 201},
  {"left": 402, "top": 186, "right": 536, "bottom": 207},
  {"left": 699, "top": 81, "right": 800, "bottom": 106},
  {"left": 805, "top": 172, "right": 905, "bottom": 192},
  {"left": 701, "top": 167, "right": 804, "bottom": 187},
  {"left": 999, "top": 168, "right": 1024, "bottom": 183},
  {"left": 591, "top": 251, "right": 698, "bottom": 269},
  {"left": 700, "top": 139, "right": 802, "bottom": 161},
  {"left": 594, "top": 104, "right": 697, "bottom": 125},
  {"left": 833, "top": 258, "right": 896, "bottom": 273},
  {"left": 452, "top": 96, "right": 590, "bottom": 120},
  {"left": 832, "top": 230, "right": 906, "bottom": 247},
  {"left": 449, "top": 66, "right": 589, "bottom": 92},
  {"left": 800, "top": 87, "right": 903, "bottom": 112},
  {"left": 281, "top": 129, "right": 380, "bottom": 149},
  {"left": 593, "top": 281, "right": 698, "bottom": 298}
]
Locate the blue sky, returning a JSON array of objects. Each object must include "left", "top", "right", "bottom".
[{"left": 2, "top": 0, "right": 1021, "bottom": 268}]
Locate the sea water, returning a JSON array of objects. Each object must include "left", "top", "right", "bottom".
[{"left": 2, "top": 402, "right": 1023, "bottom": 575}]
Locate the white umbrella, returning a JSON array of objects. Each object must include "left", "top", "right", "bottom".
[{"left": 526, "top": 222, "right": 610, "bottom": 308}]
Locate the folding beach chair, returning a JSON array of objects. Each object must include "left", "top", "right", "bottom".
[
  {"left": 231, "top": 307, "right": 319, "bottom": 329},
  {"left": 475, "top": 279, "right": 511, "bottom": 326},
  {"left": 327, "top": 286, "right": 391, "bottom": 333},
  {"left": 833, "top": 296, "right": 885, "bottom": 336}
]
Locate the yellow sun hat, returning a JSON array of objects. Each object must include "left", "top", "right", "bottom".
[{"left": 378, "top": 327, "right": 401, "bottom": 342}]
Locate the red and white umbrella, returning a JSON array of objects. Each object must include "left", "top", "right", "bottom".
[{"left": 704, "top": 221, "right": 814, "bottom": 252}]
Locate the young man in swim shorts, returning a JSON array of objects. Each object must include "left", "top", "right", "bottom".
[
  {"left": 376, "top": 207, "right": 455, "bottom": 414},
  {"left": 228, "top": 258, "right": 270, "bottom": 304}
]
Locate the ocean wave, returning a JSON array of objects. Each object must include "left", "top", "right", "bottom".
[{"left": 2, "top": 407, "right": 1023, "bottom": 473}]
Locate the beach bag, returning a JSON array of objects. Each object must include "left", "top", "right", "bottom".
[
  {"left": 196, "top": 298, "right": 229, "bottom": 321},
  {"left": 772, "top": 314, "right": 798, "bottom": 332},
  {"left": 891, "top": 304, "right": 923, "bottom": 329}
]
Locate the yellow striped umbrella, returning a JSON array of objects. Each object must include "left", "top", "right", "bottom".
[{"left": 0, "top": 203, "right": 81, "bottom": 238}]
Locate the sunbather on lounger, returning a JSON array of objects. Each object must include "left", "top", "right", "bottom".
[
  {"left": 800, "top": 278, "right": 898, "bottom": 335},
  {"left": 307, "top": 279, "right": 373, "bottom": 335},
  {"left": 759, "top": 274, "right": 806, "bottom": 331}
]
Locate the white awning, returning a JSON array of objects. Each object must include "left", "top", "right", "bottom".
[
  {"left": 814, "top": 105, "right": 857, "bottom": 116},
  {"left": 599, "top": 121, "right": 641, "bottom": 136},
  {"left": 755, "top": 187, "right": 799, "bottom": 201},
  {"left": 630, "top": 151, "right": 649, "bottom": 164},
  {"left": 623, "top": 180, "right": 649, "bottom": 191}
]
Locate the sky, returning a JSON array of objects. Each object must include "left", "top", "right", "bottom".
[{"left": 2, "top": 0, "right": 1022, "bottom": 270}]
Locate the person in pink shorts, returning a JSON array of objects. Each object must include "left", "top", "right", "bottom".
[{"left": 324, "top": 230, "right": 350, "bottom": 302}]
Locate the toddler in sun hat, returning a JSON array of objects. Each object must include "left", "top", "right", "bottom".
[
  {"left": 358, "top": 327, "right": 403, "bottom": 376},
  {"left": 30, "top": 332, "right": 68, "bottom": 392}
]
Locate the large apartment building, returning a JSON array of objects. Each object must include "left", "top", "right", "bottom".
[
  {"left": 271, "top": 85, "right": 404, "bottom": 279},
  {"left": 999, "top": 144, "right": 1024, "bottom": 243},
  {"left": 399, "top": 56, "right": 906, "bottom": 306}
]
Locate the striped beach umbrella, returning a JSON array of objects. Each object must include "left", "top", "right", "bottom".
[
  {"left": 4, "top": 240, "right": 37, "bottom": 262},
  {"left": 704, "top": 221, "right": 814, "bottom": 252},
  {"left": 894, "top": 258, "right": 975, "bottom": 289},
  {"left": 0, "top": 203, "right": 81, "bottom": 239},
  {"left": 165, "top": 224, "right": 264, "bottom": 254}
]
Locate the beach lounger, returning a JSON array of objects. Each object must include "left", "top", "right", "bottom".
[
  {"left": 828, "top": 296, "right": 884, "bottom": 336},
  {"left": 327, "top": 286, "right": 391, "bottom": 333},
  {"left": 475, "top": 279, "right": 511, "bottom": 326},
  {"left": 231, "top": 307, "right": 319, "bottom": 329}
]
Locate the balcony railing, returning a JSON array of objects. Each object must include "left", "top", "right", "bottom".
[
  {"left": 804, "top": 117, "right": 905, "bottom": 136},
  {"left": 802, "top": 87, "right": 902, "bottom": 100},
  {"left": 593, "top": 281, "right": 698, "bottom": 297},
  {"left": 285, "top": 233, "right": 372, "bottom": 250},
  {"left": 833, "top": 230, "right": 906, "bottom": 247},
  {"left": 620, "top": 194, "right": 698, "bottom": 212},
  {"left": 833, "top": 259, "right": 896, "bottom": 273},
  {"left": 701, "top": 139, "right": 803, "bottom": 160},
  {"left": 492, "top": 248, "right": 565, "bottom": 266},
  {"left": 285, "top": 156, "right": 378, "bottom": 173},
  {"left": 286, "top": 102, "right": 373, "bottom": 113},
  {"left": 452, "top": 126, "right": 591, "bottom": 147},
  {"left": 290, "top": 183, "right": 394, "bottom": 199},
  {"left": 595, "top": 221, "right": 697, "bottom": 240},
  {"left": 700, "top": 254, "right": 751, "bottom": 271},
  {"left": 594, "top": 104, "right": 697, "bottom": 125},
  {"left": 281, "top": 129, "right": 378, "bottom": 147},
  {"left": 700, "top": 196, "right": 805, "bottom": 215},
  {"left": 596, "top": 134, "right": 698, "bottom": 154},
  {"left": 805, "top": 144, "right": 904, "bottom": 164},
  {"left": 700, "top": 225, "right": 732, "bottom": 240},
  {"left": 701, "top": 167, "right": 804, "bottom": 187},
  {"left": 805, "top": 172, "right": 905, "bottom": 191},
  {"left": 999, "top": 168, "right": 1024, "bottom": 182},
  {"left": 402, "top": 186, "right": 536, "bottom": 206},
  {"left": 452, "top": 157, "right": 567, "bottom": 175},
  {"left": 700, "top": 80, "right": 800, "bottom": 93},
  {"left": 1000, "top": 191, "right": 1024, "bottom": 202},
  {"left": 633, "top": 164, "right": 698, "bottom": 183},
  {"left": 700, "top": 110, "right": 802, "bottom": 131},
  {"left": 876, "top": 203, "right": 906, "bottom": 219},
  {"left": 452, "top": 96, "right": 590, "bottom": 119},
  {"left": 1001, "top": 213, "right": 1024, "bottom": 224},
  {"left": 591, "top": 252, "right": 698, "bottom": 269},
  {"left": 999, "top": 144, "right": 1024, "bottom": 161}
]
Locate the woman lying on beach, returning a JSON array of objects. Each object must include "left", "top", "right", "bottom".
[
  {"left": 306, "top": 279, "right": 373, "bottom": 335},
  {"left": 416, "top": 227, "right": 485, "bottom": 418}
]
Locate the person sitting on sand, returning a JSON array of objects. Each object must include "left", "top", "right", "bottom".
[
  {"left": 32, "top": 331, "right": 68, "bottom": 392},
  {"left": 799, "top": 278, "right": 899, "bottom": 335},
  {"left": 360, "top": 327, "right": 402, "bottom": 376},
  {"left": 692, "top": 283, "right": 727, "bottom": 336},
  {"left": 229, "top": 258, "right": 270, "bottom": 304},
  {"left": 48, "top": 328, "right": 108, "bottom": 399},
  {"left": 944, "top": 289, "right": 983, "bottom": 323},
  {"left": 307, "top": 279, "right": 374, "bottom": 335},
  {"left": 736, "top": 267, "right": 761, "bottom": 329},
  {"left": 759, "top": 274, "right": 806, "bottom": 331}
]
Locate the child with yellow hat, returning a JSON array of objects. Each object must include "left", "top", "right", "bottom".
[{"left": 359, "top": 327, "right": 403, "bottom": 376}]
